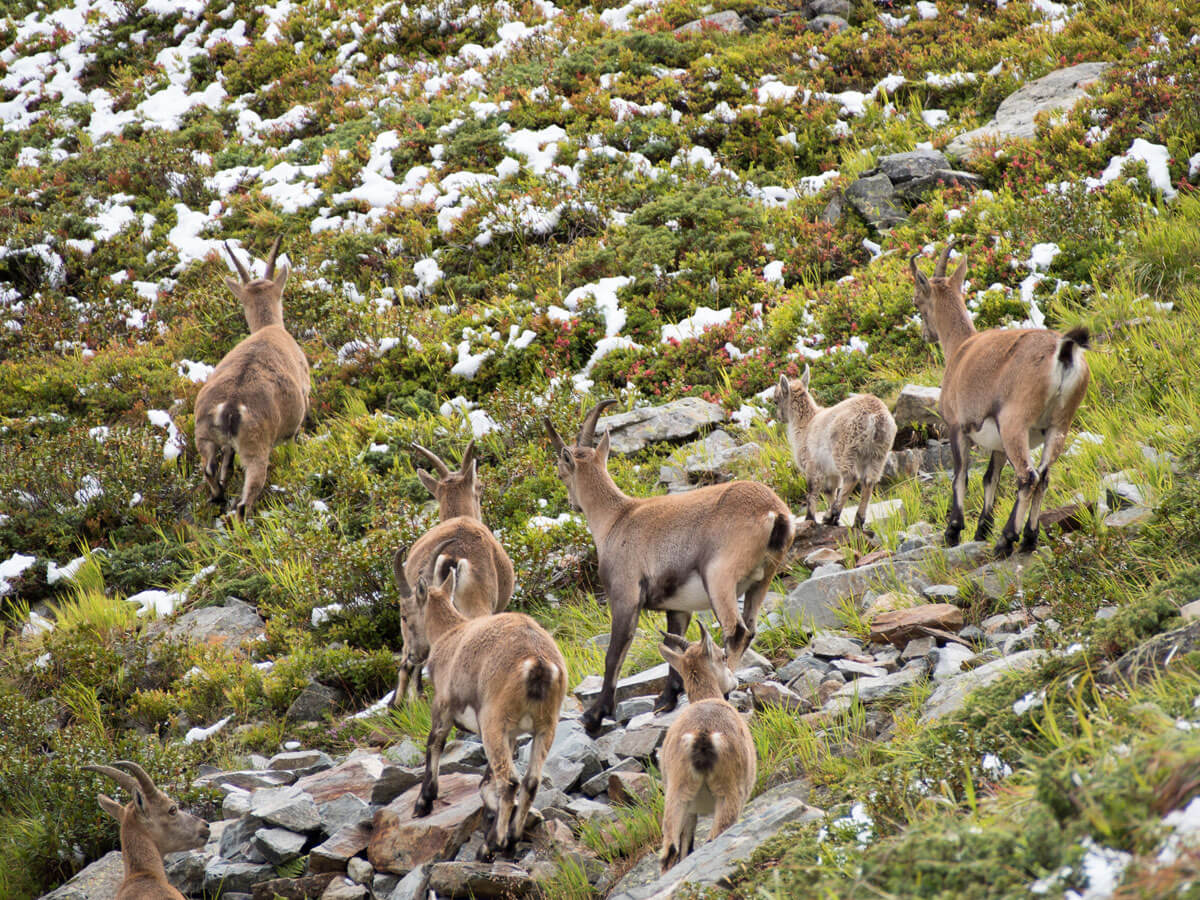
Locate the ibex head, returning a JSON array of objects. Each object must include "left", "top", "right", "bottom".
[
  {"left": 394, "top": 540, "right": 458, "bottom": 668},
  {"left": 909, "top": 244, "right": 968, "bottom": 345},
  {"left": 411, "top": 440, "right": 481, "bottom": 521},
  {"left": 773, "top": 364, "right": 815, "bottom": 427},
  {"left": 223, "top": 236, "right": 290, "bottom": 333},
  {"left": 656, "top": 628, "right": 736, "bottom": 700},
  {"left": 544, "top": 399, "right": 618, "bottom": 511},
  {"left": 85, "top": 760, "right": 210, "bottom": 854}
]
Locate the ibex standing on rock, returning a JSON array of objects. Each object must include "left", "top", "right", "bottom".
[
  {"left": 399, "top": 561, "right": 566, "bottom": 858},
  {"left": 774, "top": 365, "right": 897, "bottom": 529},
  {"left": 194, "top": 237, "right": 310, "bottom": 518},
  {"left": 85, "top": 760, "right": 210, "bottom": 900},
  {"left": 390, "top": 441, "right": 514, "bottom": 708},
  {"left": 546, "top": 400, "right": 794, "bottom": 736},
  {"left": 657, "top": 629, "right": 755, "bottom": 873},
  {"left": 910, "top": 245, "right": 1090, "bottom": 556}
]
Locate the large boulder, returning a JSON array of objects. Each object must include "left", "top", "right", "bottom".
[
  {"left": 674, "top": 10, "right": 746, "bottom": 34},
  {"left": 40, "top": 851, "right": 124, "bottom": 900},
  {"left": 921, "top": 650, "right": 1047, "bottom": 721},
  {"left": 844, "top": 173, "right": 907, "bottom": 228},
  {"left": 368, "top": 774, "right": 484, "bottom": 875},
  {"left": 877, "top": 149, "right": 950, "bottom": 184},
  {"left": 596, "top": 398, "right": 726, "bottom": 455},
  {"left": 893, "top": 384, "right": 943, "bottom": 432},
  {"left": 946, "top": 62, "right": 1111, "bottom": 160},
  {"left": 158, "top": 596, "right": 265, "bottom": 649}
]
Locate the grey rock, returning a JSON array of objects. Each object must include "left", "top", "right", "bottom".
[
  {"left": 735, "top": 665, "right": 769, "bottom": 684},
  {"left": 845, "top": 173, "right": 907, "bottom": 227},
  {"left": 947, "top": 62, "right": 1111, "bottom": 159},
  {"left": 805, "top": 0, "right": 850, "bottom": 17},
  {"left": 440, "top": 739, "right": 488, "bottom": 774},
  {"left": 931, "top": 643, "right": 976, "bottom": 681},
  {"left": 832, "top": 666, "right": 924, "bottom": 702},
  {"left": 776, "top": 654, "right": 824, "bottom": 683},
  {"left": 199, "top": 769, "right": 296, "bottom": 792},
  {"left": 1104, "top": 505, "right": 1153, "bottom": 529},
  {"left": 786, "top": 668, "right": 825, "bottom": 700},
  {"left": 382, "top": 739, "right": 423, "bottom": 768},
  {"left": 41, "top": 851, "right": 123, "bottom": 900},
  {"left": 582, "top": 760, "right": 645, "bottom": 798},
  {"left": 370, "top": 766, "right": 423, "bottom": 805},
  {"left": 204, "top": 859, "right": 275, "bottom": 895},
  {"left": 981, "top": 611, "right": 1028, "bottom": 634},
  {"left": 576, "top": 663, "right": 670, "bottom": 708},
  {"left": 901, "top": 636, "right": 936, "bottom": 660},
  {"left": 596, "top": 398, "right": 726, "bottom": 455},
  {"left": 877, "top": 149, "right": 950, "bottom": 184},
  {"left": 253, "top": 827, "right": 307, "bottom": 865},
  {"left": 615, "top": 725, "right": 666, "bottom": 761},
  {"left": 320, "top": 793, "right": 374, "bottom": 835},
  {"left": 674, "top": 9, "right": 746, "bottom": 34},
  {"left": 158, "top": 596, "right": 265, "bottom": 649},
  {"left": 893, "top": 384, "right": 943, "bottom": 431},
  {"left": 837, "top": 498, "right": 903, "bottom": 527},
  {"left": 806, "top": 13, "right": 849, "bottom": 31},
  {"left": 810, "top": 562, "right": 845, "bottom": 579},
  {"left": 285, "top": 680, "right": 346, "bottom": 723},
  {"left": 615, "top": 696, "right": 656, "bottom": 724},
  {"left": 164, "top": 849, "right": 210, "bottom": 896},
  {"left": 223, "top": 788, "right": 253, "bottom": 818},
  {"left": 681, "top": 431, "right": 762, "bottom": 481},
  {"left": 804, "top": 547, "right": 843, "bottom": 567},
  {"left": 921, "top": 650, "right": 1047, "bottom": 721},
  {"left": 524, "top": 718, "right": 601, "bottom": 793},
  {"left": 219, "top": 815, "right": 267, "bottom": 862},
  {"left": 894, "top": 168, "right": 985, "bottom": 200},
  {"left": 250, "top": 785, "right": 322, "bottom": 833},
  {"left": 383, "top": 865, "right": 430, "bottom": 900},
  {"left": 820, "top": 191, "right": 844, "bottom": 225},
  {"left": 1002, "top": 625, "right": 1038, "bottom": 656},
  {"left": 268, "top": 749, "right": 335, "bottom": 775},
  {"left": 609, "top": 781, "right": 823, "bottom": 900},
  {"left": 896, "top": 536, "right": 928, "bottom": 553},
  {"left": 831, "top": 658, "right": 886, "bottom": 679},
  {"left": 373, "top": 873, "right": 402, "bottom": 899},
  {"left": 625, "top": 700, "right": 689, "bottom": 732},
  {"left": 1095, "top": 606, "right": 1119, "bottom": 621},
  {"left": 321, "top": 878, "right": 369, "bottom": 900},
  {"left": 809, "top": 633, "right": 862, "bottom": 658},
  {"left": 567, "top": 795, "right": 618, "bottom": 823},
  {"left": 923, "top": 584, "right": 960, "bottom": 601}
]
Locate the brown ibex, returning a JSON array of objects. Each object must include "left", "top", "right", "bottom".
[
  {"left": 390, "top": 441, "right": 514, "bottom": 708},
  {"left": 193, "top": 237, "right": 310, "bottom": 518},
  {"left": 656, "top": 629, "right": 754, "bottom": 873},
  {"left": 774, "top": 365, "right": 897, "bottom": 528},
  {"left": 545, "top": 400, "right": 794, "bottom": 736},
  {"left": 84, "top": 760, "right": 210, "bottom": 900},
  {"left": 910, "top": 245, "right": 1090, "bottom": 556},
  {"left": 399, "top": 559, "right": 566, "bottom": 857}
]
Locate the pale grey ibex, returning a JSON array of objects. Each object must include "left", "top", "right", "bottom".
[
  {"left": 546, "top": 400, "right": 794, "bottom": 736},
  {"left": 85, "top": 760, "right": 210, "bottom": 900},
  {"left": 193, "top": 237, "right": 310, "bottom": 518},
  {"left": 774, "top": 365, "right": 897, "bottom": 528},
  {"left": 656, "top": 629, "right": 754, "bottom": 873},
  {"left": 399, "top": 559, "right": 566, "bottom": 857},
  {"left": 910, "top": 245, "right": 1090, "bottom": 556},
  {"left": 390, "top": 440, "right": 514, "bottom": 708}
]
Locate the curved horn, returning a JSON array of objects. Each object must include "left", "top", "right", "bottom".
[
  {"left": 411, "top": 443, "right": 451, "bottom": 477},
  {"left": 578, "top": 398, "right": 618, "bottom": 448},
  {"left": 113, "top": 760, "right": 159, "bottom": 795},
  {"left": 459, "top": 440, "right": 477, "bottom": 475},
  {"left": 909, "top": 252, "right": 930, "bottom": 289},
  {"left": 85, "top": 764, "right": 139, "bottom": 797},
  {"left": 934, "top": 242, "right": 953, "bottom": 278},
  {"left": 545, "top": 417, "right": 567, "bottom": 454},
  {"left": 264, "top": 235, "right": 283, "bottom": 280},
  {"left": 393, "top": 546, "right": 411, "bottom": 598},
  {"left": 224, "top": 241, "right": 251, "bottom": 283},
  {"left": 658, "top": 630, "right": 690, "bottom": 651}
]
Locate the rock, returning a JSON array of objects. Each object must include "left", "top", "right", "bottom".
[
  {"left": 1181, "top": 600, "right": 1200, "bottom": 623},
  {"left": 251, "top": 874, "right": 339, "bottom": 900},
  {"left": 219, "top": 815, "right": 268, "bottom": 862},
  {"left": 837, "top": 498, "right": 903, "bottom": 527},
  {"left": 320, "top": 794, "right": 374, "bottom": 836},
  {"left": 785, "top": 520, "right": 854, "bottom": 567},
  {"left": 370, "top": 766, "right": 423, "bottom": 806},
  {"left": 894, "top": 169, "right": 985, "bottom": 200},
  {"left": 805, "top": 547, "right": 843, "bottom": 567},
  {"left": 831, "top": 666, "right": 924, "bottom": 703},
  {"left": 347, "top": 858, "right": 373, "bottom": 885},
  {"left": 901, "top": 636, "right": 936, "bottom": 660},
  {"left": 566, "top": 795, "right": 618, "bottom": 823},
  {"left": 810, "top": 562, "right": 845, "bottom": 578},
  {"left": 1099, "top": 620, "right": 1200, "bottom": 686},
  {"left": 806, "top": 12, "right": 849, "bottom": 31},
  {"left": 615, "top": 695, "right": 656, "bottom": 723},
  {"left": 931, "top": 643, "right": 976, "bottom": 681},
  {"left": 440, "top": 740, "right": 488, "bottom": 774},
  {"left": 426, "top": 861, "right": 534, "bottom": 898},
  {"left": 844, "top": 173, "right": 907, "bottom": 228},
  {"left": 980, "top": 611, "right": 1028, "bottom": 634},
  {"left": 946, "top": 62, "right": 1111, "bottom": 159},
  {"left": 164, "top": 849, "right": 210, "bottom": 896},
  {"left": 383, "top": 740, "right": 424, "bottom": 768},
  {"left": 253, "top": 827, "right": 307, "bottom": 865},
  {"left": 870, "top": 604, "right": 964, "bottom": 646},
  {"left": 862, "top": 591, "right": 914, "bottom": 619},
  {"left": 625, "top": 701, "right": 690, "bottom": 732},
  {"left": 674, "top": 9, "right": 746, "bottom": 34},
  {"left": 382, "top": 864, "right": 430, "bottom": 900},
  {"left": 156, "top": 596, "right": 266, "bottom": 649},
  {"left": 608, "top": 771, "right": 655, "bottom": 805},
  {"left": 748, "top": 680, "right": 812, "bottom": 714},
  {"left": 820, "top": 191, "right": 844, "bottom": 225},
  {"left": 877, "top": 149, "right": 950, "bottom": 184},
  {"left": 734, "top": 665, "right": 769, "bottom": 684},
  {"left": 1002, "top": 625, "right": 1039, "bottom": 656},
  {"left": 523, "top": 718, "right": 601, "bottom": 793},
  {"left": 297, "top": 754, "right": 388, "bottom": 804},
  {"left": 805, "top": 0, "right": 850, "bottom": 17},
  {"left": 608, "top": 780, "right": 824, "bottom": 900},
  {"left": 596, "top": 398, "right": 726, "bottom": 455},
  {"left": 223, "top": 789, "right": 253, "bottom": 818},
  {"left": 204, "top": 859, "right": 276, "bottom": 895},
  {"left": 368, "top": 774, "right": 484, "bottom": 875},
  {"left": 1105, "top": 506, "right": 1153, "bottom": 530},
  {"left": 286, "top": 680, "right": 346, "bottom": 723},
  {"left": 576, "top": 663, "right": 670, "bottom": 707},
  {"left": 893, "top": 384, "right": 943, "bottom": 431},
  {"left": 41, "top": 851, "right": 124, "bottom": 900},
  {"left": 199, "top": 769, "right": 296, "bottom": 792},
  {"left": 321, "top": 878, "right": 369, "bottom": 900},
  {"left": 831, "top": 659, "right": 887, "bottom": 679},
  {"left": 615, "top": 725, "right": 666, "bottom": 761},
  {"left": 855, "top": 549, "right": 893, "bottom": 568},
  {"left": 582, "top": 760, "right": 645, "bottom": 797},
  {"left": 922, "top": 584, "right": 960, "bottom": 602},
  {"left": 921, "top": 650, "right": 1047, "bottom": 721},
  {"left": 268, "top": 749, "right": 335, "bottom": 774},
  {"left": 250, "top": 785, "right": 321, "bottom": 833},
  {"left": 310, "top": 823, "right": 373, "bottom": 873},
  {"left": 809, "top": 633, "right": 863, "bottom": 658}
]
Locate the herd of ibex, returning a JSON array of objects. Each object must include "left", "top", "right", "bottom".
[{"left": 91, "top": 238, "right": 1090, "bottom": 888}]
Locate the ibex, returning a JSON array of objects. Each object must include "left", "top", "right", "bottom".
[
  {"left": 774, "top": 365, "right": 897, "bottom": 529},
  {"left": 193, "top": 237, "right": 310, "bottom": 518},
  {"left": 398, "top": 558, "right": 566, "bottom": 857},
  {"left": 656, "top": 629, "right": 754, "bottom": 873},
  {"left": 84, "top": 760, "right": 210, "bottom": 900},
  {"left": 390, "top": 441, "right": 514, "bottom": 708},
  {"left": 545, "top": 400, "right": 794, "bottom": 736},
  {"left": 910, "top": 246, "right": 1090, "bottom": 556}
]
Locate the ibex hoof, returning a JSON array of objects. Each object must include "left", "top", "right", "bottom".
[
  {"left": 413, "top": 796, "right": 434, "bottom": 818},
  {"left": 652, "top": 689, "right": 681, "bottom": 715},
  {"left": 994, "top": 537, "right": 1017, "bottom": 559}
]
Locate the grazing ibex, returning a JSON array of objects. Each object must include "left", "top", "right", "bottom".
[
  {"left": 774, "top": 365, "right": 897, "bottom": 529},
  {"left": 390, "top": 441, "right": 514, "bottom": 708},
  {"left": 84, "top": 760, "right": 210, "bottom": 900},
  {"left": 193, "top": 237, "right": 310, "bottom": 518},
  {"left": 546, "top": 400, "right": 794, "bottom": 736},
  {"left": 656, "top": 630, "right": 754, "bottom": 873},
  {"left": 398, "top": 559, "right": 566, "bottom": 857},
  {"left": 910, "top": 246, "right": 1090, "bottom": 556}
]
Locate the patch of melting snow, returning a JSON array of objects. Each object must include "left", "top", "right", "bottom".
[
  {"left": 47, "top": 555, "right": 88, "bottom": 585},
  {"left": 1013, "top": 689, "right": 1045, "bottom": 715},
  {"left": 126, "top": 588, "right": 185, "bottom": 617},
  {"left": 74, "top": 475, "right": 104, "bottom": 505},
  {"left": 1087, "top": 139, "right": 1177, "bottom": 199},
  {"left": 352, "top": 691, "right": 395, "bottom": 719},
  {"left": 147, "top": 409, "right": 184, "bottom": 460},
  {"left": 661, "top": 306, "right": 731, "bottom": 343},
  {"left": 527, "top": 513, "right": 582, "bottom": 531},
  {"left": 184, "top": 715, "right": 232, "bottom": 744},
  {"left": 981, "top": 753, "right": 1013, "bottom": 779},
  {"left": 22, "top": 611, "right": 55, "bottom": 638},
  {"left": 0, "top": 552, "right": 38, "bottom": 595},
  {"left": 1157, "top": 796, "right": 1200, "bottom": 865},
  {"left": 311, "top": 603, "right": 344, "bottom": 627},
  {"left": 177, "top": 359, "right": 215, "bottom": 383}
]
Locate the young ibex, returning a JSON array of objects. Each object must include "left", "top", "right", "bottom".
[
  {"left": 193, "top": 237, "right": 310, "bottom": 518},
  {"left": 910, "top": 246, "right": 1090, "bottom": 556},
  {"left": 398, "top": 558, "right": 566, "bottom": 857},
  {"left": 84, "top": 760, "right": 210, "bottom": 900},
  {"left": 390, "top": 441, "right": 515, "bottom": 708},
  {"left": 656, "top": 629, "right": 754, "bottom": 873},
  {"left": 774, "top": 365, "right": 897, "bottom": 529},
  {"left": 545, "top": 400, "right": 794, "bottom": 736}
]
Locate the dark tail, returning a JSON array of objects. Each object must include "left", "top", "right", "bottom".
[
  {"left": 691, "top": 732, "right": 718, "bottom": 773},
  {"left": 218, "top": 402, "right": 241, "bottom": 438},
  {"left": 525, "top": 658, "right": 556, "bottom": 702},
  {"left": 767, "top": 512, "right": 792, "bottom": 553},
  {"left": 1058, "top": 327, "right": 1090, "bottom": 367}
]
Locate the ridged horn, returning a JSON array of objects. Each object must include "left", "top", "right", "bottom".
[
  {"left": 112, "top": 760, "right": 159, "bottom": 796},
  {"left": 84, "top": 764, "right": 139, "bottom": 797},
  {"left": 264, "top": 235, "right": 283, "bottom": 280},
  {"left": 459, "top": 440, "right": 477, "bottom": 474},
  {"left": 578, "top": 398, "right": 618, "bottom": 448},
  {"left": 224, "top": 241, "right": 251, "bottom": 283},
  {"left": 411, "top": 443, "right": 451, "bottom": 477},
  {"left": 934, "top": 242, "right": 953, "bottom": 278}
]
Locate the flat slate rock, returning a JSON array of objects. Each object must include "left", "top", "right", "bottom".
[
  {"left": 870, "top": 604, "right": 964, "bottom": 646},
  {"left": 921, "top": 650, "right": 1047, "bottom": 722},
  {"left": 596, "top": 397, "right": 726, "bottom": 454},
  {"left": 427, "top": 861, "right": 535, "bottom": 898},
  {"left": 893, "top": 384, "right": 942, "bottom": 430},
  {"left": 368, "top": 773, "right": 484, "bottom": 875},
  {"left": 575, "top": 663, "right": 670, "bottom": 706},
  {"left": 297, "top": 754, "right": 388, "bottom": 804}
]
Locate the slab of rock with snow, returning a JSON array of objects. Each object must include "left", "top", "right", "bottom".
[
  {"left": 921, "top": 650, "right": 1047, "bottom": 721},
  {"left": 597, "top": 398, "right": 726, "bottom": 454}
]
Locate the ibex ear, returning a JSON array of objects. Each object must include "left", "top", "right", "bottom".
[
  {"left": 699, "top": 627, "right": 718, "bottom": 659},
  {"left": 595, "top": 429, "right": 611, "bottom": 462},
  {"left": 415, "top": 577, "right": 429, "bottom": 606},
  {"left": 273, "top": 262, "right": 289, "bottom": 290},
  {"left": 950, "top": 254, "right": 968, "bottom": 293},
  {"left": 439, "top": 567, "right": 457, "bottom": 598},
  {"left": 800, "top": 364, "right": 811, "bottom": 389},
  {"left": 223, "top": 276, "right": 242, "bottom": 296},
  {"left": 417, "top": 469, "right": 440, "bottom": 496},
  {"left": 777, "top": 374, "right": 789, "bottom": 398},
  {"left": 133, "top": 790, "right": 147, "bottom": 814},
  {"left": 97, "top": 794, "right": 124, "bottom": 822},
  {"left": 658, "top": 644, "right": 684, "bottom": 671},
  {"left": 559, "top": 447, "right": 575, "bottom": 472}
]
